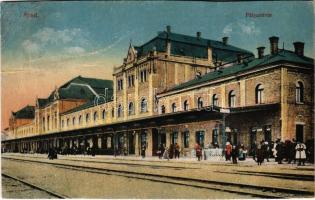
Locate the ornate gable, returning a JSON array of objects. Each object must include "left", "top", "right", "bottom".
[{"left": 125, "top": 43, "right": 137, "bottom": 64}]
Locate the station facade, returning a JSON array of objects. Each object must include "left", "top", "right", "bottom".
[{"left": 2, "top": 26, "right": 314, "bottom": 157}]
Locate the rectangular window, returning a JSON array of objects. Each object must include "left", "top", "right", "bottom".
[
  {"left": 117, "top": 79, "right": 124, "bottom": 90},
  {"left": 212, "top": 128, "right": 219, "bottom": 145},
  {"left": 132, "top": 75, "right": 134, "bottom": 86},
  {"left": 171, "top": 132, "right": 178, "bottom": 144},
  {"left": 140, "top": 71, "right": 143, "bottom": 82},
  {"left": 144, "top": 69, "right": 147, "bottom": 82},
  {"left": 128, "top": 75, "right": 135, "bottom": 87},
  {"left": 196, "top": 131, "right": 205, "bottom": 148},
  {"left": 183, "top": 131, "right": 190, "bottom": 148},
  {"left": 128, "top": 76, "right": 131, "bottom": 87}
]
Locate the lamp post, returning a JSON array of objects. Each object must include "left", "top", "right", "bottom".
[{"left": 219, "top": 108, "right": 230, "bottom": 150}]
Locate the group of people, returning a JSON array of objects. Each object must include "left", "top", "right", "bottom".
[
  {"left": 155, "top": 143, "right": 181, "bottom": 160},
  {"left": 223, "top": 138, "right": 312, "bottom": 166},
  {"left": 47, "top": 148, "right": 58, "bottom": 160},
  {"left": 224, "top": 142, "right": 248, "bottom": 164},
  {"left": 252, "top": 138, "right": 311, "bottom": 166}
]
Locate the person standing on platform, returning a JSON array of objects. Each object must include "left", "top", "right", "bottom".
[
  {"left": 262, "top": 141, "right": 270, "bottom": 162},
  {"left": 195, "top": 143, "right": 202, "bottom": 161},
  {"left": 295, "top": 142, "right": 307, "bottom": 166},
  {"left": 225, "top": 142, "right": 232, "bottom": 161},
  {"left": 174, "top": 143, "right": 180, "bottom": 159},
  {"left": 141, "top": 144, "right": 146, "bottom": 159},
  {"left": 231, "top": 145, "right": 238, "bottom": 164},
  {"left": 256, "top": 144, "right": 264, "bottom": 165},
  {"left": 163, "top": 146, "right": 170, "bottom": 161},
  {"left": 157, "top": 143, "right": 163, "bottom": 159},
  {"left": 276, "top": 141, "right": 284, "bottom": 164},
  {"left": 288, "top": 139, "right": 295, "bottom": 164}
]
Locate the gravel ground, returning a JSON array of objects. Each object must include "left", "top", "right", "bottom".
[
  {"left": 2, "top": 159, "right": 253, "bottom": 199},
  {"left": 2, "top": 153, "right": 315, "bottom": 198},
  {"left": 3, "top": 153, "right": 314, "bottom": 194},
  {"left": 2, "top": 176, "right": 56, "bottom": 199}
]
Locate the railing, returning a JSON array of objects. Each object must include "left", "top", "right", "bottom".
[{"left": 191, "top": 148, "right": 224, "bottom": 160}]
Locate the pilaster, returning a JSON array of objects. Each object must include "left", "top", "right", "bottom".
[
  {"left": 146, "top": 129, "right": 153, "bottom": 157},
  {"left": 221, "top": 84, "right": 226, "bottom": 107},
  {"left": 281, "top": 67, "right": 289, "bottom": 141},
  {"left": 240, "top": 80, "right": 246, "bottom": 107}
]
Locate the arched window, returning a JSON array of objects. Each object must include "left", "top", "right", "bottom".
[
  {"left": 140, "top": 98, "right": 147, "bottom": 113},
  {"left": 102, "top": 109, "right": 106, "bottom": 120},
  {"left": 197, "top": 97, "right": 203, "bottom": 109},
  {"left": 78, "top": 115, "right": 82, "bottom": 125},
  {"left": 128, "top": 102, "right": 134, "bottom": 115},
  {"left": 171, "top": 103, "right": 177, "bottom": 112},
  {"left": 228, "top": 90, "right": 236, "bottom": 107},
  {"left": 296, "top": 81, "right": 304, "bottom": 103},
  {"left": 72, "top": 117, "right": 76, "bottom": 126},
  {"left": 212, "top": 94, "right": 219, "bottom": 106},
  {"left": 183, "top": 100, "right": 189, "bottom": 111},
  {"left": 61, "top": 119, "right": 64, "bottom": 128},
  {"left": 117, "top": 104, "right": 122, "bottom": 118},
  {"left": 86, "top": 113, "right": 90, "bottom": 123},
  {"left": 255, "top": 84, "right": 264, "bottom": 104},
  {"left": 161, "top": 105, "right": 166, "bottom": 114},
  {"left": 66, "top": 118, "right": 70, "bottom": 127},
  {"left": 112, "top": 108, "right": 115, "bottom": 117},
  {"left": 93, "top": 111, "right": 98, "bottom": 122}
]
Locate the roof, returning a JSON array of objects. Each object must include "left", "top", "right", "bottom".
[
  {"left": 134, "top": 31, "right": 254, "bottom": 63},
  {"left": 61, "top": 97, "right": 111, "bottom": 116},
  {"left": 37, "top": 76, "right": 113, "bottom": 108},
  {"left": 165, "top": 49, "right": 314, "bottom": 93},
  {"left": 59, "top": 76, "right": 113, "bottom": 95},
  {"left": 12, "top": 105, "right": 35, "bottom": 119}
]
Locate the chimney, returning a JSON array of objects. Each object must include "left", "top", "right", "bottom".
[
  {"left": 196, "top": 32, "right": 201, "bottom": 40},
  {"left": 257, "top": 46, "right": 265, "bottom": 59},
  {"left": 222, "top": 37, "right": 228, "bottom": 45},
  {"left": 293, "top": 42, "right": 304, "bottom": 56},
  {"left": 166, "top": 25, "right": 171, "bottom": 33},
  {"left": 269, "top": 36, "right": 279, "bottom": 55},
  {"left": 237, "top": 53, "right": 243, "bottom": 64}
]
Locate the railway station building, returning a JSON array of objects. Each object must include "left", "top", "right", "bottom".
[{"left": 2, "top": 26, "right": 314, "bottom": 157}]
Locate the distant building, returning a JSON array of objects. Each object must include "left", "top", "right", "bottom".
[{"left": 2, "top": 26, "right": 313, "bottom": 157}]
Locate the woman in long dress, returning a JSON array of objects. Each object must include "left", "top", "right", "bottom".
[
  {"left": 295, "top": 142, "right": 306, "bottom": 166},
  {"left": 163, "top": 147, "right": 170, "bottom": 161}
]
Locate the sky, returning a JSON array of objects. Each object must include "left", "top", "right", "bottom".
[{"left": 1, "top": 1, "right": 314, "bottom": 129}]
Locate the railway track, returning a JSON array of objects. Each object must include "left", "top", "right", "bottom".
[
  {"left": 2, "top": 173, "right": 68, "bottom": 198},
  {"left": 2, "top": 156, "right": 314, "bottom": 198}
]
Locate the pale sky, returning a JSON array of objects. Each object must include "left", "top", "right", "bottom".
[{"left": 1, "top": 1, "right": 314, "bottom": 129}]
